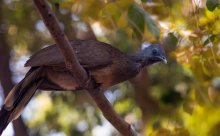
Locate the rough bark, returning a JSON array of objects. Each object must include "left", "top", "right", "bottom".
[
  {"left": 33, "top": 0, "right": 138, "bottom": 135},
  {"left": 0, "top": 35, "right": 29, "bottom": 136}
]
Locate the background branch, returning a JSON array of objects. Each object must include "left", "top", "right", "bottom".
[
  {"left": 33, "top": 0, "right": 138, "bottom": 135},
  {"left": 130, "top": 69, "right": 159, "bottom": 134},
  {"left": 0, "top": 2, "right": 29, "bottom": 135}
]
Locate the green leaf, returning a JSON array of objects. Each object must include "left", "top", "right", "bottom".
[
  {"left": 143, "top": 10, "right": 160, "bottom": 40},
  {"left": 206, "top": 0, "right": 220, "bottom": 11},
  {"left": 203, "top": 35, "right": 216, "bottom": 45},
  {"left": 128, "top": 4, "right": 145, "bottom": 39},
  {"left": 104, "top": 3, "right": 120, "bottom": 21},
  {"left": 203, "top": 38, "right": 210, "bottom": 46},
  {"left": 128, "top": 4, "right": 160, "bottom": 40},
  {"left": 112, "top": 29, "right": 133, "bottom": 52},
  {"left": 163, "top": 32, "right": 178, "bottom": 52}
]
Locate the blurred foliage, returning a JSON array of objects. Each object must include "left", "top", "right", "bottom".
[
  {"left": 206, "top": 0, "right": 220, "bottom": 11},
  {"left": 1, "top": 0, "right": 220, "bottom": 136}
]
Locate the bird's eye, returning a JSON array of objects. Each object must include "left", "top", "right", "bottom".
[{"left": 152, "top": 48, "right": 158, "bottom": 55}]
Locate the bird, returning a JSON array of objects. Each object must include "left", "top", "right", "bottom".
[{"left": 0, "top": 39, "right": 166, "bottom": 135}]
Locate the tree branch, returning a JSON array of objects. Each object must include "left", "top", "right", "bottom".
[
  {"left": 33, "top": 0, "right": 137, "bottom": 135},
  {"left": 33, "top": 0, "right": 87, "bottom": 87}
]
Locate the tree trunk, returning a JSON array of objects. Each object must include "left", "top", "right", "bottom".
[
  {"left": 0, "top": 34, "right": 29, "bottom": 136},
  {"left": 130, "top": 69, "right": 159, "bottom": 131}
]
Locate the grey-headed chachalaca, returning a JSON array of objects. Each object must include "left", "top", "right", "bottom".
[{"left": 0, "top": 40, "right": 166, "bottom": 134}]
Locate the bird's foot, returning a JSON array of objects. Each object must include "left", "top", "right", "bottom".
[
  {"left": 84, "top": 71, "right": 100, "bottom": 91},
  {"left": 94, "top": 82, "right": 101, "bottom": 91},
  {"left": 83, "top": 70, "right": 102, "bottom": 91},
  {"left": 84, "top": 77, "right": 92, "bottom": 89},
  {"left": 85, "top": 77, "right": 101, "bottom": 91}
]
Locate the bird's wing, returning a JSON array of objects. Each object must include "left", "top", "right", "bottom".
[{"left": 25, "top": 40, "right": 117, "bottom": 69}]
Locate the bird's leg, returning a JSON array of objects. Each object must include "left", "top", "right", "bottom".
[
  {"left": 84, "top": 70, "right": 101, "bottom": 91},
  {"left": 93, "top": 81, "right": 101, "bottom": 91}
]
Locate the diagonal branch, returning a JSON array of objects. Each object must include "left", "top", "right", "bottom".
[
  {"left": 33, "top": 0, "right": 138, "bottom": 136},
  {"left": 33, "top": 0, "right": 87, "bottom": 87}
]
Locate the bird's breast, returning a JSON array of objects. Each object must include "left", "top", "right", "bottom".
[
  {"left": 91, "top": 61, "right": 140, "bottom": 91},
  {"left": 42, "top": 59, "right": 140, "bottom": 91}
]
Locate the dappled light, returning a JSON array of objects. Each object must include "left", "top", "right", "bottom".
[{"left": 0, "top": 0, "right": 220, "bottom": 136}]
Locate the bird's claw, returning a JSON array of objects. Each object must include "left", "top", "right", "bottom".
[{"left": 84, "top": 71, "right": 101, "bottom": 91}]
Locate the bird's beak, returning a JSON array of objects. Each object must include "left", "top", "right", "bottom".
[
  {"left": 156, "top": 56, "right": 167, "bottom": 64},
  {"left": 162, "top": 57, "right": 167, "bottom": 64}
]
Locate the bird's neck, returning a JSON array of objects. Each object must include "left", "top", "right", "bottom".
[{"left": 130, "top": 52, "right": 148, "bottom": 68}]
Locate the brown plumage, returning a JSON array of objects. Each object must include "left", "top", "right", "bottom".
[
  {"left": 0, "top": 40, "right": 166, "bottom": 135},
  {"left": 25, "top": 40, "right": 140, "bottom": 91}
]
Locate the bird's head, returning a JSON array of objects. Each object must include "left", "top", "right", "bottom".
[{"left": 135, "top": 42, "right": 167, "bottom": 67}]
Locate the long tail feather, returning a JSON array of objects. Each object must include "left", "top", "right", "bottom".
[
  {"left": 0, "top": 67, "right": 43, "bottom": 135},
  {"left": 0, "top": 108, "right": 10, "bottom": 134}
]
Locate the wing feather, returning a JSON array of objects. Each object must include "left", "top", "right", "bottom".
[{"left": 25, "top": 40, "right": 118, "bottom": 69}]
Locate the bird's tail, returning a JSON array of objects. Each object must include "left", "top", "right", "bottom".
[{"left": 0, "top": 67, "right": 43, "bottom": 135}]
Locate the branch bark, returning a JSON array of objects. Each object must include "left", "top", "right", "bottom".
[{"left": 33, "top": 0, "right": 138, "bottom": 135}]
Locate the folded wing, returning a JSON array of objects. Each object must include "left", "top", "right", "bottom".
[{"left": 25, "top": 40, "right": 117, "bottom": 69}]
